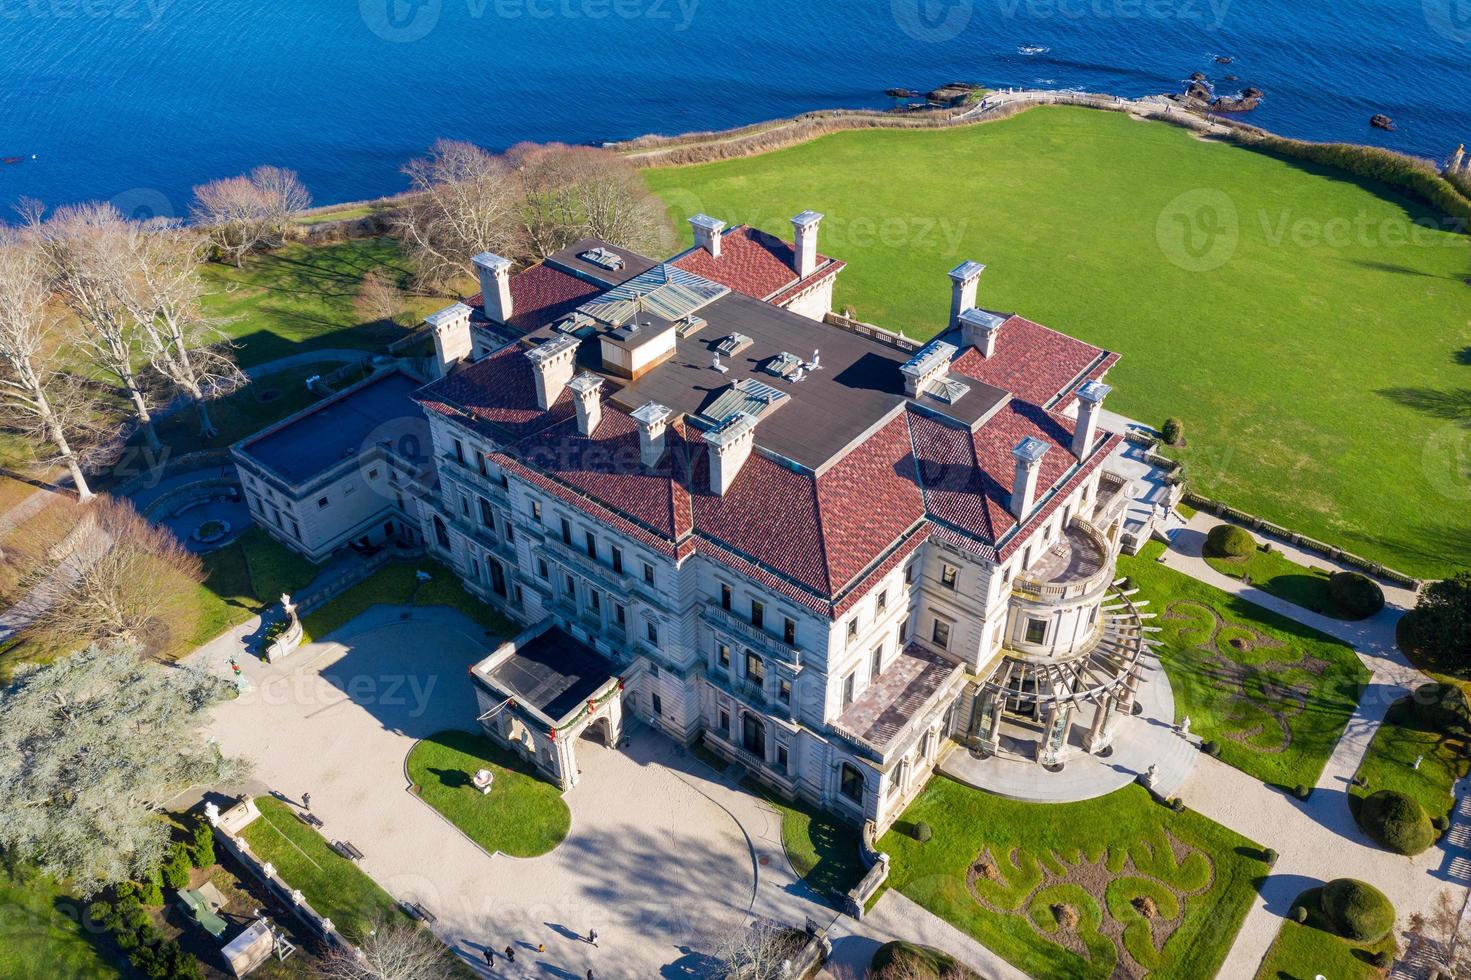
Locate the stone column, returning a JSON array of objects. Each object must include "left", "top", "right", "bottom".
[
  {"left": 1085, "top": 695, "right": 1118, "bottom": 754},
  {"left": 1040, "top": 703, "right": 1073, "bottom": 766},
  {"left": 1116, "top": 662, "right": 1143, "bottom": 715}
]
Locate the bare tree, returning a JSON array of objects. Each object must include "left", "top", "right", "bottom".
[
  {"left": 354, "top": 268, "right": 411, "bottom": 328},
  {"left": 191, "top": 165, "right": 311, "bottom": 267},
  {"left": 31, "top": 202, "right": 163, "bottom": 452},
  {"left": 0, "top": 230, "right": 109, "bottom": 499},
  {"left": 315, "top": 919, "right": 455, "bottom": 980},
  {"left": 711, "top": 919, "right": 806, "bottom": 980},
  {"left": 397, "top": 140, "right": 517, "bottom": 290},
  {"left": 24, "top": 495, "right": 204, "bottom": 657},
  {"left": 1408, "top": 888, "right": 1471, "bottom": 978},
  {"left": 117, "top": 221, "right": 244, "bottom": 437},
  {"left": 507, "top": 142, "right": 674, "bottom": 260}
]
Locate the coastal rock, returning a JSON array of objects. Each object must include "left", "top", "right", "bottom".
[
  {"left": 1189, "top": 71, "right": 1207, "bottom": 82},
  {"left": 885, "top": 88, "right": 919, "bottom": 99},
  {"left": 1223, "top": 74, "right": 1239, "bottom": 82},
  {"left": 1185, "top": 80, "right": 1213, "bottom": 101},
  {"left": 1212, "top": 86, "right": 1264, "bottom": 112},
  {"left": 1214, "top": 55, "right": 1233, "bottom": 65},
  {"left": 1370, "top": 113, "right": 1395, "bottom": 131},
  {"left": 926, "top": 82, "right": 983, "bottom": 107}
]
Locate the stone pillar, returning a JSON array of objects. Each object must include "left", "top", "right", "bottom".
[
  {"left": 1040, "top": 703, "right": 1073, "bottom": 766},
  {"left": 1117, "top": 663, "right": 1143, "bottom": 715},
  {"left": 1085, "top": 695, "right": 1115, "bottom": 753}
]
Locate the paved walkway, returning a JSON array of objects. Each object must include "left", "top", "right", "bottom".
[{"left": 821, "top": 891, "right": 1029, "bottom": 980}]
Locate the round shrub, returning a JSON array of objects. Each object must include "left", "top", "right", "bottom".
[
  {"left": 1200, "top": 739, "right": 1221, "bottom": 757},
  {"left": 1433, "top": 815, "right": 1450, "bottom": 831},
  {"left": 1360, "top": 789, "right": 1435, "bottom": 855},
  {"left": 1291, "top": 905, "right": 1308, "bottom": 923},
  {"left": 1169, "top": 797, "right": 1186, "bottom": 812},
  {"left": 1206, "top": 524, "right": 1257, "bottom": 559},
  {"left": 1262, "top": 847, "right": 1278, "bottom": 865},
  {"left": 913, "top": 821, "right": 932, "bottom": 843},
  {"left": 1411, "top": 682, "right": 1471, "bottom": 736},
  {"left": 1293, "top": 784, "right": 1311, "bottom": 801},
  {"left": 1321, "top": 878, "right": 1395, "bottom": 942},
  {"left": 1329, "top": 571, "right": 1386, "bottom": 618},
  {"left": 1162, "top": 417, "right": 1184, "bottom": 446}
]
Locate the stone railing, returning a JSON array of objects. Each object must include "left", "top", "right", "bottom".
[
  {"left": 263, "top": 613, "right": 303, "bottom": 663},
  {"left": 822, "top": 313, "right": 923, "bottom": 353},
  {"left": 1012, "top": 521, "right": 1114, "bottom": 603},
  {"left": 843, "top": 821, "right": 891, "bottom": 920},
  {"left": 701, "top": 602, "right": 802, "bottom": 669}
]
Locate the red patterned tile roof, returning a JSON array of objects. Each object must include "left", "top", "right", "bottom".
[
  {"left": 952, "top": 315, "right": 1112, "bottom": 408},
  {"left": 467, "top": 263, "right": 601, "bottom": 334},
  {"left": 415, "top": 343, "right": 572, "bottom": 442},
  {"left": 671, "top": 225, "right": 842, "bottom": 303}
]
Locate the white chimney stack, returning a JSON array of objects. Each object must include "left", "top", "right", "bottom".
[
  {"left": 690, "top": 214, "right": 726, "bottom": 258},
  {"left": 948, "top": 260, "right": 986, "bottom": 329},
  {"left": 473, "top": 252, "right": 514, "bottom": 324},
  {"left": 703, "top": 412, "right": 757, "bottom": 496},
  {"left": 525, "top": 335, "right": 579, "bottom": 411},
  {"left": 426, "top": 303, "right": 473, "bottom": 378},
  {"left": 791, "top": 210, "right": 823, "bottom": 278},
  {"left": 1010, "top": 436, "right": 1050, "bottom": 522},
  {"left": 1071, "top": 380, "right": 1111, "bottom": 458},
  {"left": 567, "top": 372, "right": 604, "bottom": 437},
  {"left": 959, "top": 308, "right": 1006, "bottom": 358},
  {"left": 632, "top": 401, "right": 673, "bottom": 469}
]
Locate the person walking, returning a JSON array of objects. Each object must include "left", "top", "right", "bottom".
[
  {"left": 587, "top": 928, "right": 597, "bottom": 946},
  {"left": 536, "top": 943, "right": 545, "bottom": 954},
  {"left": 301, "top": 792, "right": 311, "bottom": 811},
  {"left": 483, "top": 948, "right": 494, "bottom": 968},
  {"left": 586, "top": 970, "right": 594, "bottom": 980},
  {"left": 504, "top": 945, "right": 515, "bottom": 963}
]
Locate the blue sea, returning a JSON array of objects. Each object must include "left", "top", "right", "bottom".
[{"left": 1, "top": 0, "right": 1468, "bottom": 215}]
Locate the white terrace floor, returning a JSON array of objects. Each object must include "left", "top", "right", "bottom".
[{"left": 201, "top": 604, "right": 833, "bottom": 978}]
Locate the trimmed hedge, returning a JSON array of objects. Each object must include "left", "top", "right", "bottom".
[
  {"left": 1205, "top": 524, "right": 1256, "bottom": 559},
  {"left": 1321, "top": 878, "right": 1395, "bottom": 942},
  {"left": 1162, "top": 417, "right": 1184, "bottom": 446},
  {"left": 1328, "top": 571, "right": 1385, "bottom": 618},
  {"left": 1412, "top": 682, "right": 1471, "bottom": 736},
  {"left": 1360, "top": 789, "right": 1435, "bottom": 855}
]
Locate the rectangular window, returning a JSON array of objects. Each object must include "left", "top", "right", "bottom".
[
  {"left": 453, "top": 439, "right": 465, "bottom": 465},
  {"left": 778, "top": 679, "right": 791, "bottom": 704},
  {"left": 479, "top": 497, "right": 495, "bottom": 529},
  {"left": 1025, "top": 618, "right": 1048, "bottom": 644},
  {"left": 898, "top": 617, "right": 911, "bottom": 645},
  {"left": 459, "top": 494, "right": 470, "bottom": 517},
  {"left": 717, "top": 643, "right": 731, "bottom": 669},
  {"left": 646, "top": 620, "right": 659, "bottom": 646},
  {"left": 745, "top": 651, "right": 764, "bottom": 685},
  {"left": 846, "top": 618, "right": 858, "bottom": 643},
  {"left": 840, "top": 763, "right": 864, "bottom": 803},
  {"left": 589, "top": 589, "right": 600, "bottom": 612},
  {"left": 317, "top": 496, "right": 329, "bottom": 509},
  {"left": 842, "top": 673, "right": 856, "bottom": 707},
  {"left": 367, "top": 467, "right": 379, "bottom": 480},
  {"left": 652, "top": 692, "right": 663, "bottom": 716},
  {"left": 719, "top": 708, "right": 730, "bottom": 731},
  {"left": 750, "top": 600, "right": 764, "bottom": 629},
  {"left": 876, "top": 590, "right": 887, "bottom": 614},
  {"left": 643, "top": 561, "right": 655, "bottom": 585},
  {"left": 931, "top": 618, "right": 952, "bottom": 649},
  {"left": 470, "top": 559, "right": 480, "bottom": 580},
  {"left": 941, "top": 563, "right": 958, "bottom": 590},
  {"left": 776, "top": 744, "right": 788, "bottom": 773},
  {"left": 585, "top": 531, "right": 597, "bottom": 559},
  {"left": 563, "top": 573, "right": 576, "bottom": 598},
  {"left": 531, "top": 500, "right": 542, "bottom": 523},
  {"left": 477, "top": 453, "right": 488, "bottom": 476},
  {"left": 720, "top": 583, "right": 732, "bottom": 610},
  {"left": 783, "top": 617, "right": 796, "bottom": 646},
  {"left": 290, "top": 519, "right": 301, "bottom": 540},
  {"left": 614, "top": 603, "right": 626, "bottom": 627},
  {"left": 904, "top": 563, "right": 915, "bottom": 585},
  {"left": 536, "top": 558, "right": 549, "bottom": 580},
  {"left": 560, "top": 517, "right": 572, "bottom": 546},
  {"left": 871, "top": 647, "right": 883, "bottom": 680},
  {"left": 611, "top": 546, "right": 623, "bottom": 573},
  {"left": 505, "top": 522, "right": 514, "bottom": 543}
]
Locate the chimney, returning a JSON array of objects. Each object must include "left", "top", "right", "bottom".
[
  {"left": 791, "top": 210, "right": 823, "bottom": 278},
  {"left": 1071, "top": 380, "right": 1112, "bottom": 458},
  {"left": 703, "top": 412, "right": 758, "bottom": 496},
  {"left": 473, "top": 252, "right": 514, "bottom": 323},
  {"left": 1010, "top": 436, "right": 1051, "bottom": 522},
  {"left": 948, "top": 260, "right": 986, "bottom": 329},
  {"left": 959, "top": 308, "right": 1006, "bottom": 357},
  {"left": 689, "top": 214, "right": 726, "bottom": 258},
  {"left": 426, "top": 303, "right": 473, "bottom": 378},
  {"left": 632, "top": 401, "right": 673, "bottom": 469},
  {"left": 524, "top": 335, "right": 579, "bottom": 411},
  {"left": 899, "top": 340, "right": 957, "bottom": 398},
  {"left": 567, "top": 372, "right": 604, "bottom": 436}
]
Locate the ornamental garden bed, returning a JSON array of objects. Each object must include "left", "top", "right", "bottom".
[
  {"left": 877, "top": 780, "right": 1263, "bottom": 980},
  {"left": 1120, "top": 542, "right": 1369, "bottom": 791},
  {"left": 405, "top": 729, "right": 570, "bottom": 858}
]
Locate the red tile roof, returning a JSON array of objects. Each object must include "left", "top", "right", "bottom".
[
  {"left": 467, "top": 263, "right": 601, "bottom": 334},
  {"left": 951, "top": 315, "right": 1112, "bottom": 408},
  {"left": 671, "top": 226, "right": 844, "bottom": 303}
]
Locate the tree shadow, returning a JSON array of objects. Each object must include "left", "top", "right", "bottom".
[{"left": 1375, "top": 385, "right": 1471, "bottom": 424}]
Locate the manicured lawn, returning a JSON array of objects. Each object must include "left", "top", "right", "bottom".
[
  {"left": 1203, "top": 546, "right": 1345, "bottom": 620},
  {"left": 0, "top": 864, "right": 128, "bottom": 979},
  {"left": 1254, "top": 887, "right": 1395, "bottom": 980},
  {"left": 239, "top": 796, "right": 406, "bottom": 943},
  {"left": 645, "top": 106, "right": 1471, "bottom": 579},
  {"left": 1350, "top": 697, "right": 1466, "bottom": 829},
  {"left": 194, "top": 526, "right": 321, "bottom": 646},
  {"left": 199, "top": 237, "right": 445, "bottom": 369},
  {"left": 300, "top": 559, "right": 514, "bottom": 642},
  {"left": 1120, "top": 542, "right": 1369, "bottom": 790},
  {"left": 878, "top": 780, "right": 1264, "bottom": 980},
  {"left": 405, "top": 729, "right": 570, "bottom": 858},
  {"left": 743, "top": 779, "right": 865, "bottom": 900}
]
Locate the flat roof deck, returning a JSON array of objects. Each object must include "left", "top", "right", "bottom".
[
  {"left": 1026, "top": 523, "right": 1106, "bottom": 585},
  {"left": 235, "top": 370, "right": 424, "bottom": 485},
  {"left": 482, "top": 626, "right": 617, "bottom": 723},
  {"left": 835, "top": 644, "right": 960, "bottom": 751}
]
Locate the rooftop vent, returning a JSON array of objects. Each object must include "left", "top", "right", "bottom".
[
  {"left": 675, "top": 314, "right": 707, "bottom": 338},
  {"left": 580, "top": 246, "right": 625, "bottom": 271},
  {"left": 763, "top": 351, "right": 803, "bottom": 378},
  {"left": 715, "top": 333, "right": 753, "bottom": 357},
  {"left": 899, "top": 340, "right": 958, "bottom": 398}
]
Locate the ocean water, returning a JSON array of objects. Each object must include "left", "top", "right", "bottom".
[{"left": 0, "top": 0, "right": 1467, "bottom": 214}]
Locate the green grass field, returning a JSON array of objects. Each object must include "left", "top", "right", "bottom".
[
  {"left": 742, "top": 779, "right": 865, "bottom": 900},
  {"left": 1254, "top": 887, "right": 1396, "bottom": 980},
  {"left": 1120, "top": 542, "right": 1368, "bottom": 789},
  {"left": 0, "top": 864, "right": 127, "bottom": 979},
  {"left": 878, "top": 780, "right": 1263, "bottom": 980},
  {"left": 1203, "top": 545, "right": 1349, "bottom": 619},
  {"left": 193, "top": 526, "right": 320, "bottom": 648},
  {"left": 299, "top": 559, "right": 514, "bottom": 642},
  {"left": 645, "top": 107, "right": 1471, "bottom": 578},
  {"left": 405, "top": 730, "right": 570, "bottom": 858}
]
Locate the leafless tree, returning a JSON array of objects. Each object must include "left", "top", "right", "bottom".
[
  {"left": 1407, "top": 888, "right": 1471, "bottom": 978},
  {"left": 711, "top": 919, "right": 806, "bottom": 980},
  {"left": 354, "top": 268, "right": 411, "bottom": 328},
  {"left": 0, "top": 229, "right": 111, "bottom": 499},
  {"left": 191, "top": 165, "right": 311, "bottom": 266},
  {"left": 24, "top": 495, "right": 203, "bottom": 658},
  {"left": 315, "top": 919, "right": 455, "bottom": 980},
  {"left": 397, "top": 140, "right": 518, "bottom": 290},
  {"left": 507, "top": 142, "right": 674, "bottom": 260},
  {"left": 117, "top": 220, "right": 244, "bottom": 437},
  {"left": 29, "top": 202, "right": 164, "bottom": 452}
]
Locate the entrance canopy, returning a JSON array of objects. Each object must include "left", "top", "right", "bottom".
[{"left": 481, "top": 625, "right": 618, "bottom": 724}]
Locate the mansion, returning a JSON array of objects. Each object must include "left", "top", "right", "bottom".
[{"left": 232, "top": 212, "right": 1153, "bottom": 832}]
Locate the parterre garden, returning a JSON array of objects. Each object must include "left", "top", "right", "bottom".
[
  {"left": 879, "top": 780, "right": 1264, "bottom": 979},
  {"left": 1119, "top": 542, "right": 1369, "bottom": 790}
]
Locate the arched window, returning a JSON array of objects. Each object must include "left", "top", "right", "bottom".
[
  {"left": 839, "top": 763, "right": 864, "bottom": 804},
  {"left": 433, "top": 515, "right": 450, "bottom": 549}
]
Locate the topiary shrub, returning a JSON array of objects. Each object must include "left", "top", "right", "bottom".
[
  {"left": 1200, "top": 740, "right": 1221, "bottom": 757},
  {"left": 1262, "top": 847, "right": 1278, "bottom": 865},
  {"left": 1360, "top": 789, "right": 1435, "bottom": 855},
  {"left": 1291, "top": 905, "right": 1308, "bottom": 923},
  {"left": 1411, "top": 683, "right": 1471, "bottom": 736},
  {"left": 1321, "top": 878, "right": 1395, "bottom": 942},
  {"left": 913, "top": 821, "right": 933, "bottom": 843},
  {"left": 1434, "top": 815, "right": 1450, "bottom": 832},
  {"left": 1162, "top": 417, "right": 1184, "bottom": 446},
  {"left": 1206, "top": 524, "right": 1256, "bottom": 559},
  {"left": 1293, "top": 784, "right": 1311, "bottom": 801},
  {"left": 1169, "top": 797, "right": 1186, "bottom": 812},
  {"left": 1329, "top": 571, "right": 1386, "bottom": 619}
]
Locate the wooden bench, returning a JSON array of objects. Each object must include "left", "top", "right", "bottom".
[
  {"left": 295, "top": 810, "right": 324, "bottom": 829},
  {"left": 400, "top": 900, "right": 437, "bottom": 924},
  {"left": 331, "top": 839, "right": 364, "bottom": 861}
]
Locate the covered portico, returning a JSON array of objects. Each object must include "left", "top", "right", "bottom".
[{"left": 470, "top": 621, "right": 624, "bottom": 791}]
